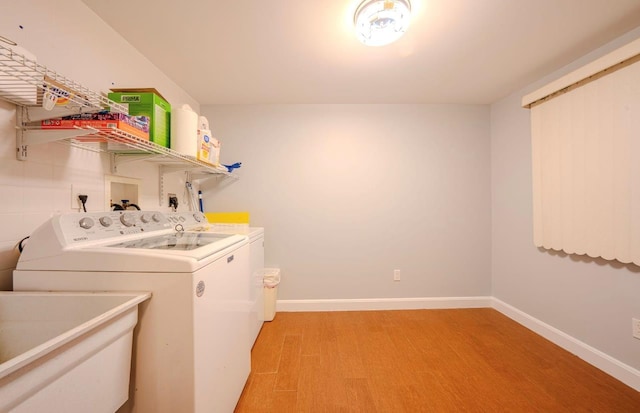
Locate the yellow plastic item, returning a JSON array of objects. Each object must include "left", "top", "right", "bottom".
[{"left": 204, "top": 211, "right": 250, "bottom": 224}]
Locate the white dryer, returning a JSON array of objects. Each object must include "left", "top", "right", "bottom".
[
  {"left": 13, "top": 211, "right": 251, "bottom": 413},
  {"left": 166, "top": 212, "right": 265, "bottom": 346}
]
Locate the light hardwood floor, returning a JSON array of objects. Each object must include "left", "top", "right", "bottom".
[{"left": 235, "top": 309, "right": 640, "bottom": 412}]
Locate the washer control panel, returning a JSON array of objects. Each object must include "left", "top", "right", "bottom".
[
  {"left": 165, "top": 211, "right": 209, "bottom": 230},
  {"left": 57, "top": 211, "right": 171, "bottom": 245}
]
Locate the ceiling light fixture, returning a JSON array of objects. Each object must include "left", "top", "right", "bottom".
[{"left": 354, "top": 0, "right": 412, "bottom": 47}]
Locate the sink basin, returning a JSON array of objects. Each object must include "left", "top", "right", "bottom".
[{"left": 0, "top": 291, "right": 151, "bottom": 413}]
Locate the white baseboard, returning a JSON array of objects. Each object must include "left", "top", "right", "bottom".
[
  {"left": 491, "top": 298, "right": 640, "bottom": 392},
  {"left": 276, "top": 296, "right": 493, "bottom": 312}
]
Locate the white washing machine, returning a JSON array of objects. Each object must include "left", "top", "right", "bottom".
[
  {"left": 166, "top": 212, "right": 265, "bottom": 346},
  {"left": 13, "top": 211, "right": 251, "bottom": 413}
]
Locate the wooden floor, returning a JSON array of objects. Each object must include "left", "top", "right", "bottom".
[{"left": 234, "top": 308, "right": 640, "bottom": 412}]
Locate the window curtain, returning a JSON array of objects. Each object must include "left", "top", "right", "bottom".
[{"left": 530, "top": 58, "right": 640, "bottom": 265}]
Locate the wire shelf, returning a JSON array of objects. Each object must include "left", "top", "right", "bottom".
[
  {"left": 0, "top": 42, "right": 126, "bottom": 113},
  {"left": 95, "top": 128, "right": 235, "bottom": 177},
  {"left": 3, "top": 40, "right": 234, "bottom": 179}
]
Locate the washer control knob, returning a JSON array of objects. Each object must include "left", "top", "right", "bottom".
[
  {"left": 193, "top": 213, "right": 203, "bottom": 222},
  {"left": 79, "top": 217, "right": 95, "bottom": 229},
  {"left": 99, "top": 216, "right": 113, "bottom": 227},
  {"left": 152, "top": 213, "right": 162, "bottom": 222},
  {"left": 120, "top": 213, "right": 136, "bottom": 227},
  {"left": 140, "top": 213, "right": 152, "bottom": 223}
]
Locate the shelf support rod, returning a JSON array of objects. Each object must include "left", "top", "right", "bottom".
[
  {"left": 159, "top": 171, "right": 164, "bottom": 207},
  {"left": 158, "top": 165, "right": 190, "bottom": 206},
  {"left": 109, "top": 153, "right": 118, "bottom": 174},
  {"left": 16, "top": 106, "right": 27, "bottom": 160}
]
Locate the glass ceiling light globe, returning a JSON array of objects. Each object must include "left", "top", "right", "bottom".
[{"left": 354, "top": 0, "right": 412, "bottom": 47}]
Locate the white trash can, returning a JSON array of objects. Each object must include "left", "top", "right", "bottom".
[{"left": 261, "top": 268, "right": 281, "bottom": 321}]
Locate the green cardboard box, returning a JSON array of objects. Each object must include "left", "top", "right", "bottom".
[{"left": 108, "top": 88, "right": 171, "bottom": 147}]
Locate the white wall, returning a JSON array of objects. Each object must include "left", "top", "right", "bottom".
[
  {"left": 491, "top": 28, "right": 640, "bottom": 372},
  {"left": 201, "top": 104, "right": 492, "bottom": 300},
  {"left": 0, "top": 0, "right": 199, "bottom": 289}
]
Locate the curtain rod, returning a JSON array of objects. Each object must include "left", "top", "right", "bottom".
[{"left": 522, "top": 37, "right": 640, "bottom": 109}]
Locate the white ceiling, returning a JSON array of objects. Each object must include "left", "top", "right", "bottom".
[{"left": 81, "top": 0, "right": 640, "bottom": 105}]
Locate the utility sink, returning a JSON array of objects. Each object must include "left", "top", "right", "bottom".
[{"left": 0, "top": 291, "right": 151, "bottom": 413}]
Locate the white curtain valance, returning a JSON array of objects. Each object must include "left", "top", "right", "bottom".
[{"left": 527, "top": 40, "right": 640, "bottom": 265}]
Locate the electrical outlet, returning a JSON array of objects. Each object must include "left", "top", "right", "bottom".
[
  {"left": 70, "top": 184, "right": 91, "bottom": 209},
  {"left": 168, "top": 193, "right": 178, "bottom": 209},
  {"left": 633, "top": 318, "right": 640, "bottom": 340},
  {"left": 393, "top": 269, "right": 401, "bottom": 281}
]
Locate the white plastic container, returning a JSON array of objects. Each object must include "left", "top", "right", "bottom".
[
  {"left": 261, "top": 268, "right": 280, "bottom": 322},
  {"left": 170, "top": 104, "right": 198, "bottom": 157}
]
